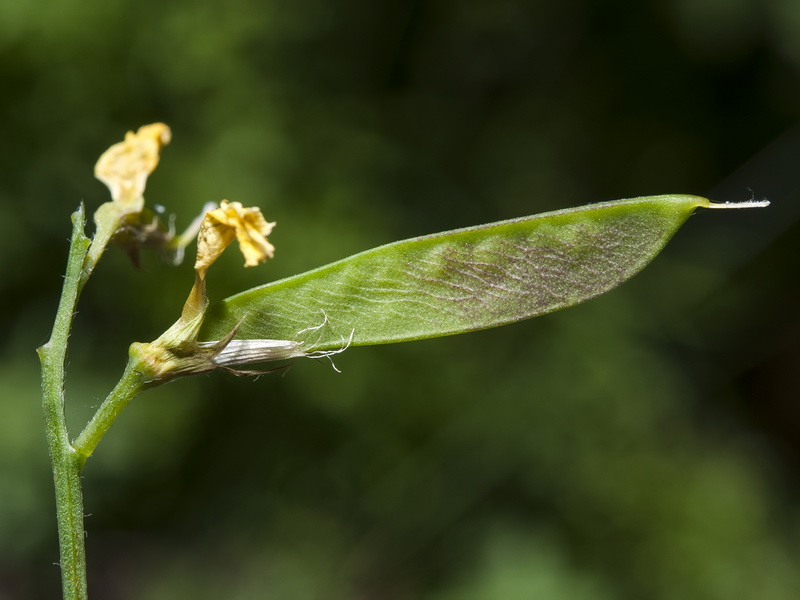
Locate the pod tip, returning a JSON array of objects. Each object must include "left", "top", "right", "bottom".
[{"left": 704, "top": 199, "right": 770, "bottom": 209}]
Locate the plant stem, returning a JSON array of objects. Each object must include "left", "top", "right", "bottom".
[
  {"left": 80, "top": 213, "right": 116, "bottom": 289},
  {"left": 37, "top": 206, "right": 91, "bottom": 600},
  {"left": 73, "top": 360, "right": 148, "bottom": 462}
]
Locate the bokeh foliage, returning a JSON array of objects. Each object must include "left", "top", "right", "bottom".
[{"left": 2, "top": 0, "right": 800, "bottom": 598}]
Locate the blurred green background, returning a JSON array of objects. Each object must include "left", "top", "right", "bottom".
[{"left": 2, "top": 0, "right": 800, "bottom": 598}]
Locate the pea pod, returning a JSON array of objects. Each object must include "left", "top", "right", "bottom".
[{"left": 200, "top": 195, "right": 767, "bottom": 352}]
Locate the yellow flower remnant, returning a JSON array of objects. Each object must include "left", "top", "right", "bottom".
[
  {"left": 95, "top": 123, "right": 172, "bottom": 213},
  {"left": 83, "top": 123, "right": 172, "bottom": 285},
  {"left": 195, "top": 200, "right": 276, "bottom": 273},
  {"left": 177, "top": 200, "right": 276, "bottom": 324},
  {"left": 131, "top": 200, "right": 278, "bottom": 385}
]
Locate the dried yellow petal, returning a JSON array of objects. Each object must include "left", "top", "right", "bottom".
[
  {"left": 195, "top": 200, "right": 275, "bottom": 271},
  {"left": 94, "top": 123, "right": 171, "bottom": 212}
]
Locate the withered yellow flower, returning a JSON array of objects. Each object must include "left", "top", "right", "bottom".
[
  {"left": 94, "top": 123, "right": 172, "bottom": 213},
  {"left": 195, "top": 200, "right": 276, "bottom": 272},
  {"left": 130, "top": 199, "right": 279, "bottom": 384}
]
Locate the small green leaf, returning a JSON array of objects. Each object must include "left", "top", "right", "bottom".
[{"left": 200, "top": 195, "right": 766, "bottom": 351}]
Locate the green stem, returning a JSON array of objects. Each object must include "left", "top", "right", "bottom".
[
  {"left": 37, "top": 206, "right": 91, "bottom": 600},
  {"left": 79, "top": 207, "right": 117, "bottom": 290},
  {"left": 73, "top": 360, "right": 148, "bottom": 462}
]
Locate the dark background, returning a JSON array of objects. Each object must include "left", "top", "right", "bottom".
[{"left": 2, "top": 0, "right": 800, "bottom": 598}]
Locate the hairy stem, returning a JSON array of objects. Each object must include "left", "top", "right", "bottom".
[
  {"left": 37, "top": 206, "right": 91, "bottom": 600},
  {"left": 79, "top": 207, "right": 118, "bottom": 290},
  {"left": 73, "top": 360, "right": 148, "bottom": 462}
]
